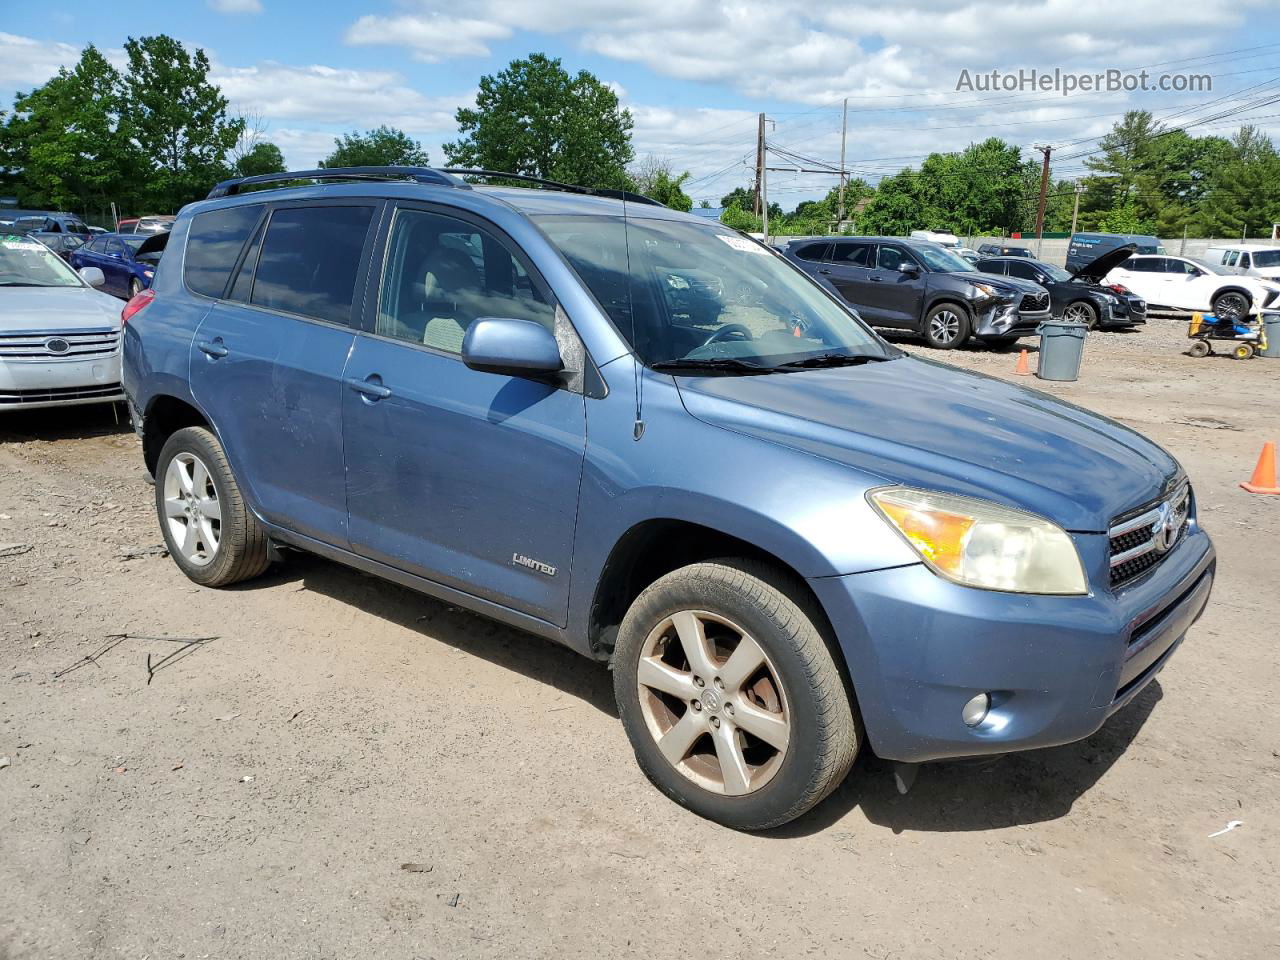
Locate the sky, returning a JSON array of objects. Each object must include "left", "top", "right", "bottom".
[{"left": 2, "top": 0, "right": 1278, "bottom": 208}]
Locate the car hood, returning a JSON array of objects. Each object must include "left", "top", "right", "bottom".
[
  {"left": 676, "top": 356, "right": 1179, "bottom": 532},
  {"left": 952, "top": 271, "right": 1046, "bottom": 297},
  {"left": 1071, "top": 244, "right": 1135, "bottom": 283},
  {"left": 1, "top": 286, "right": 122, "bottom": 332}
]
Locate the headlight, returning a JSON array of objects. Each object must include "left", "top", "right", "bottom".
[
  {"left": 1102, "top": 294, "right": 1118, "bottom": 304},
  {"left": 972, "top": 281, "right": 999, "bottom": 297},
  {"left": 869, "top": 487, "right": 1087, "bottom": 595}
]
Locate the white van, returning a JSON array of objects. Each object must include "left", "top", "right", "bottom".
[
  {"left": 910, "top": 229, "right": 960, "bottom": 248},
  {"left": 1203, "top": 243, "right": 1280, "bottom": 280}
]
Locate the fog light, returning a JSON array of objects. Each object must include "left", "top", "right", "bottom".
[{"left": 962, "top": 693, "right": 991, "bottom": 728}]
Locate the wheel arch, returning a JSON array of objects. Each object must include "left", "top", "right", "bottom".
[
  {"left": 1211, "top": 285, "right": 1254, "bottom": 308},
  {"left": 142, "top": 393, "right": 213, "bottom": 478},
  {"left": 920, "top": 295, "right": 974, "bottom": 326},
  {"left": 587, "top": 518, "right": 839, "bottom": 663}
]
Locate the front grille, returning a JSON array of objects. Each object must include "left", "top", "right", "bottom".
[
  {"left": 1019, "top": 292, "right": 1049, "bottom": 312},
  {"left": 1108, "top": 483, "right": 1190, "bottom": 588},
  {"left": 0, "top": 383, "right": 123, "bottom": 405},
  {"left": 0, "top": 328, "right": 119, "bottom": 361},
  {"left": 1263, "top": 290, "right": 1279, "bottom": 308}
]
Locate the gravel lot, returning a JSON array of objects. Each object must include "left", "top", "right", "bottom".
[{"left": 2, "top": 318, "right": 1277, "bottom": 960}]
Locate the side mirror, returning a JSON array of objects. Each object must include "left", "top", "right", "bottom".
[
  {"left": 461, "top": 317, "right": 563, "bottom": 379},
  {"left": 898, "top": 261, "right": 920, "bottom": 275},
  {"left": 79, "top": 266, "right": 105, "bottom": 288}
]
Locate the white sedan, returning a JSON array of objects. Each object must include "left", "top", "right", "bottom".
[
  {"left": 1, "top": 234, "right": 125, "bottom": 411},
  {"left": 1104, "top": 253, "right": 1280, "bottom": 323}
]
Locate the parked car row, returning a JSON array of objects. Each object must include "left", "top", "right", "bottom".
[
  {"left": 112, "top": 165, "right": 1214, "bottom": 830},
  {"left": 69, "top": 232, "right": 166, "bottom": 300}
]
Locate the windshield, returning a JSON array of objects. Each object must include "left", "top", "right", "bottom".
[
  {"left": 1189, "top": 258, "right": 1226, "bottom": 275},
  {"left": 915, "top": 244, "right": 976, "bottom": 273},
  {"left": 0, "top": 234, "right": 85, "bottom": 287},
  {"left": 534, "top": 215, "right": 889, "bottom": 369},
  {"left": 1252, "top": 250, "right": 1280, "bottom": 268}
]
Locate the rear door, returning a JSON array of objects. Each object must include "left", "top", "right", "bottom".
[
  {"left": 188, "top": 199, "right": 380, "bottom": 547},
  {"left": 1109, "top": 256, "right": 1163, "bottom": 303},
  {"left": 821, "top": 240, "right": 879, "bottom": 318},
  {"left": 341, "top": 202, "right": 587, "bottom": 626}
]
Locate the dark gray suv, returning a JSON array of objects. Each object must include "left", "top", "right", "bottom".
[{"left": 784, "top": 237, "right": 1051, "bottom": 349}]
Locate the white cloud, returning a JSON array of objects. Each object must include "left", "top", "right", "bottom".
[
  {"left": 345, "top": 14, "right": 510, "bottom": 62},
  {"left": 0, "top": 32, "right": 83, "bottom": 92},
  {"left": 208, "top": 0, "right": 263, "bottom": 13}
]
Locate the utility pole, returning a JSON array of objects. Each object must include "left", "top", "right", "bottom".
[
  {"left": 762, "top": 145, "right": 770, "bottom": 242},
  {"left": 1033, "top": 144, "right": 1051, "bottom": 256},
  {"left": 836, "top": 97, "right": 849, "bottom": 232},
  {"left": 1069, "top": 182, "right": 1084, "bottom": 236},
  {"left": 753, "top": 113, "right": 765, "bottom": 217}
]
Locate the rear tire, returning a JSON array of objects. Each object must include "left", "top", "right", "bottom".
[
  {"left": 128, "top": 277, "right": 142, "bottom": 299},
  {"left": 613, "top": 559, "right": 858, "bottom": 831},
  {"left": 154, "top": 426, "right": 271, "bottom": 587},
  {"left": 922, "top": 303, "right": 970, "bottom": 349},
  {"left": 1233, "top": 342, "right": 1255, "bottom": 360},
  {"left": 1187, "top": 340, "right": 1211, "bottom": 358}
]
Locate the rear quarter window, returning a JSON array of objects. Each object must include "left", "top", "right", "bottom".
[{"left": 185, "top": 204, "right": 265, "bottom": 298}]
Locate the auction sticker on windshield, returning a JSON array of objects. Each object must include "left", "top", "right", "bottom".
[
  {"left": 2, "top": 236, "right": 44, "bottom": 250},
  {"left": 716, "top": 233, "right": 768, "bottom": 255}
]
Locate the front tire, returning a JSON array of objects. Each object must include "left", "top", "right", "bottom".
[
  {"left": 613, "top": 560, "right": 858, "bottom": 831},
  {"left": 922, "top": 303, "right": 970, "bottom": 349},
  {"left": 155, "top": 426, "right": 271, "bottom": 587},
  {"left": 1062, "top": 300, "right": 1099, "bottom": 329},
  {"left": 128, "top": 277, "right": 142, "bottom": 299},
  {"left": 1212, "top": 290, "right": 1250, "bottom": 324}
]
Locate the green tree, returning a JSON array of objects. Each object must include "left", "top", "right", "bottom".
[
  {"left": 720, "top": 185, "right": 754, "bottom": 210},
  {"left": 446, "top": 54, "right": 634, "bottom": 189},
  {"left": 234, "top": 142, "right": 286, "bottom": 177},
  {"left": 0, "top": 45, "right": 141, "bottom": 218},
  {"left": 121, "top": 35, "right": 243, "bottom": 212},
  {"left": 1193, "top": 126, "right": 1280, "bottom": 238},
  {"left": 320, "top": 125, "right": 429, "bottom": 168},
  {"left": 630, "top": 157, "right": 693, "bottom": 210},
  {"left": 720, "top": 203, "right": 761, "bottom": 232}
]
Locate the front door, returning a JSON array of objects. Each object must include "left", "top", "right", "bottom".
[
  {"left": 188, "top": 200, "right": 378, "bottom": 547},
  {"left": 864, "top": 244, "right": 924, "bottom": 329},
  {"left": 342, "top": 204, "right": 587, "bottom": 627}
]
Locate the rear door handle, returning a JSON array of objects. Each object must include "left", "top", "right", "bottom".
[
  {"left": 197, "top": 339, "right": 228, "bottom": 359},
  {"left": 345, "top": 376, "right": 392, "bottom": 400},
  {"left": 869, "top": 276, "right": 883, "bottom": 282}
]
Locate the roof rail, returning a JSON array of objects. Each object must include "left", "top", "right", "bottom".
[
  {"left": 206, "top": 166, "right": 469, "bottom": 200},
  {"left": 443, "top": 169, "right": 665, "bottom": 207}
]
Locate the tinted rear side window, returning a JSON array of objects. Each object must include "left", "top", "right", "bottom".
[
  {"left": 251, "top": 205, "right": 374, "bottom": 325},
  {"left": 185, "top": 204, "right": 264, "bottom": 298},
  {"left": 794, "top": 242, "right": 829, "bottom": 262}
]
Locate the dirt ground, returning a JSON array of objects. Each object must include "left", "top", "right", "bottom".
[{"left": 2, "top": 318, "right": 1277, "bottom": 960}]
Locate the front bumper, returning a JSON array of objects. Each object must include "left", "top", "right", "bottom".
[
  {"left": 809, "top": 523, "right": 1215, "bottom": 763},
  {"left": 975, "top": 300, "right": 1050, "bottom": 338},
  {"left": 0, "top": 355, "right": 124, "bottom": 411}
]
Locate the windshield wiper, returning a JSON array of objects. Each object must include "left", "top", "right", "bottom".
[
  {"left": 650, "top": 357, "right": 775, "bottom": 375},
  {"left": 773, "top": 352, "right": 892, "bottom": 370}
]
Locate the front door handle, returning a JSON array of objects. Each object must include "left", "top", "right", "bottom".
[
  {"left": 818, "top": 268, "right": 832, "bottom": 276},
  {"left": 869, "top": 275, "right": 883, "bottom": 282},
  {"left": 345, "top": 376, "right": 392, "bottom": 401},
  {"left": 197, "top": 339, "right": 228, "bottom": 359}
]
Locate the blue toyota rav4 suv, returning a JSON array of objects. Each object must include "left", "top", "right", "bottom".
[{"left": 122, "top": 166, "right": 1215, "bottom": 830}]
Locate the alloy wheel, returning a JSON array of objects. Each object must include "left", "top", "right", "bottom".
[
  {"left": 1064, "top": 302, "right": 1093, "bottom": 324},
  {"left": 1214, "top": 293, "right": 1248, "bottom": 323},
  {"left": 162, "top": 452, "right": 221, "bottom": 566},
  {"left": 635, "top": 610, "right": 790, "bottom": 796},
  {"left": 929, "top": 310, "right": 961, "bottom": 345}
]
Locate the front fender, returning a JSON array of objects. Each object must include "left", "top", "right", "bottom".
[{"left": 565, "top": 361, "right": 918, "bottom": 649}]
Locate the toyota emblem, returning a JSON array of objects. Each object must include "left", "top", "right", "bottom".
[{"left": 45, "top": 337, "right": 70, "bottom": 354}]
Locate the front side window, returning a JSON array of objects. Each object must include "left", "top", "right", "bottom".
[
  {"left": 535, "top": 214, "right": 888, "bottom": 368},
  {"left": 1239, "top": 252, "right": 1251, "bottom": 268},
  {"left": 375, "top": 208, "right": 554, "bottom": 354},
  {"left": 185, "top": 203, "right": 265, "bottom": 298},
  {"left": 912, "top": 244, "right": 973, "bottom": 273},
  {"left": 251, "top": 205, "right": 374, "bottom": 324}
]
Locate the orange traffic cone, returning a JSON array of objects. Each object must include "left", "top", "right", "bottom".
[
  {"left": 1014, "top": 349, "right": 1032, "bottom": 376},
  {"left": 1241, "top": 442, "right": 1280, "bottom": 495}
]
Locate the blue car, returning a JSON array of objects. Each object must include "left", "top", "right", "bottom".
[
  {"left": 122, "top": 166, "right": 1215, "bottom": 830},
  {"left": 69, "top": 232, "right": 161, "bottom": 299}
]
